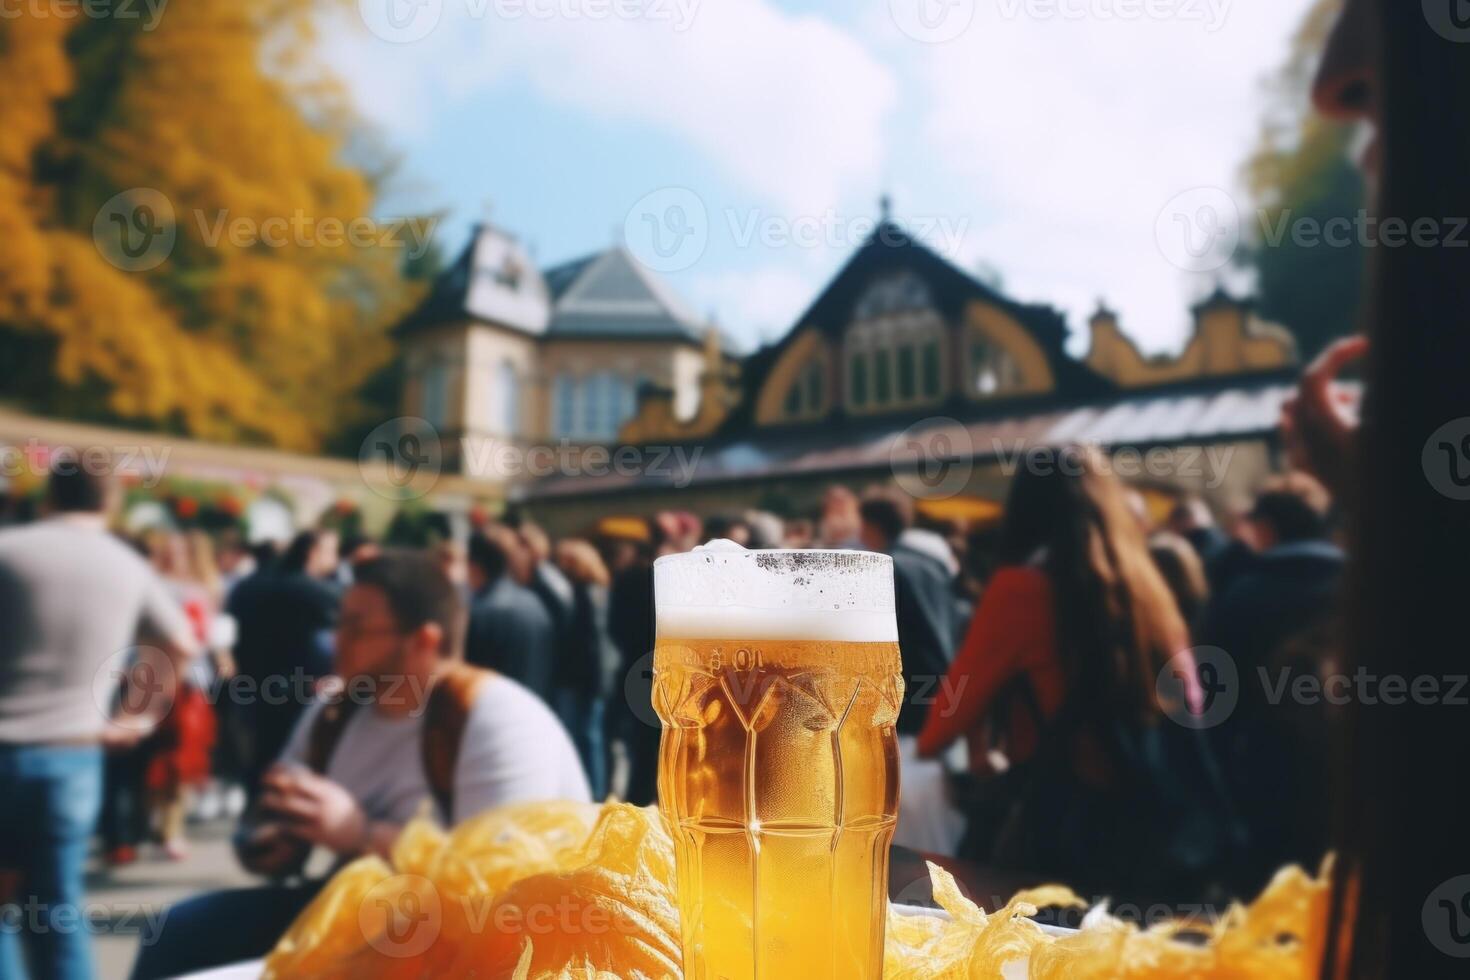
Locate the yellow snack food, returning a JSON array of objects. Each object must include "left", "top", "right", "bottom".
[
  {"left": 264, "top": 798, "right": 1331, "bottom": 980},
  {"left": 1027, "top": 861, "right": 1333, "bottom": 980},
  {"left": 883, "top": 863, "right": 1083, "bottom": 979},
  {"left": 465, "top": 803, "right": 682, "bottom": 979},
  {"left": 263, "top": 800, "right": 602, "bottom": 979},
  {"left": 262, "top": 856, "right": 393, "bottom": 978}
]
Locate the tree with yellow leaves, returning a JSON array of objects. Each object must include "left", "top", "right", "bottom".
[{"left": 0, "top": 0, "right": 424, "bottom": 450}]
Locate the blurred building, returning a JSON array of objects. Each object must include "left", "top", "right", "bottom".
[
  {"left": 515, "top": 218, "right": 1299, "bottom": 533},
  {"left": 393, "top": 224, "right": 738, "bottom": 477},
  {"left": 1, "top": 218, "right": 1304, "bottom": 540}
]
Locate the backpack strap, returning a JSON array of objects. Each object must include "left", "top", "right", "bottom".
[
  {"left": 306, "top": 688, "right": 362, "bottom": 777},
  {"left": 306, "top": 665, "right": 492, "bottom": 823},
  {"left": 421, "top": 662, "right": 493, "bottom": 821}
]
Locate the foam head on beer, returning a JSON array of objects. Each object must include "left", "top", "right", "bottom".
[{"left": 653, "top": 538, "right": 898, "bottom": 643}]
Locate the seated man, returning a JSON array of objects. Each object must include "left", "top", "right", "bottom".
[{"left": 133, "top": 550, "right": 590, "bottom": 979}]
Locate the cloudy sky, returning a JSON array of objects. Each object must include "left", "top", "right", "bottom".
[{"left": 324, "top": 0, "right": 1318, "bottom": 355}]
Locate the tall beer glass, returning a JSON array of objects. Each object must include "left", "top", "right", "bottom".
[{"left": 652, "top": 544, "right": 902, "bottom": 980}]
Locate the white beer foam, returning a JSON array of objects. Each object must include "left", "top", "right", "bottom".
[
  {"left": 656, "top": 605, "right": 898, "bottom": 642},
  {"left": 654, "top": 540, "right": 897, "bottom": 643}
]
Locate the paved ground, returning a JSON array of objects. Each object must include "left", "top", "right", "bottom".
[{"left": 85, "top": 820, "right": 254, "bottom": 980}]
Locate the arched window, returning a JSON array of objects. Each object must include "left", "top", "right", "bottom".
[
  {"left": 844, "top": 295, "right": 945, "bottom": 414},
  {"left": 552, "top": 371, "right": 639, "bottom": 440},
  {"left": 421, "top": 361, "right": 448, "bottom": 428},
  {"left": 553, "top": 373, "right": 576, "bottom": 438},
  {"left": 783, "top": 361, "right": 825, "bottom": 419},
  {"left": 580, "top": 373, "right": 606, "bottom": 438},
  {"left": 970, "top": 336, "right": 1022, "bottom": 396},
  {"left": 497, "top": 360, "right": 520, "bottom": 436},
  {"left": 623, "top": 375, "right": 643, "bottom": 422},
  {"left": 601, "top": 374, "right": 626, "bottom": 439}
]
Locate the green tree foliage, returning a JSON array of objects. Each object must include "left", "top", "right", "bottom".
[{"left": 1241, "top": 0, "right": 1366, "bottom": 361}]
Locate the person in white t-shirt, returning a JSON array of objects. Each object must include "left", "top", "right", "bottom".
[{"left": 131, "top": 549, "right": 590, "bottom": 980}]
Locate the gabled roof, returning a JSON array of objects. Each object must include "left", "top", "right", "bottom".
[
  {"left": 718, "top": 220, "right": 1115, "bottom": 433},
  {"left": 542, "top": 253, "right": 599, "bottom": 302},
  {"left": 542, "top": 247, "right": 709, "bottom": 345},
  {"left": 396, "top": 232, "right": 728, "bottom": 349},
  {"left": 791, "top": 220, "right": 1103, "bottom": 388}
]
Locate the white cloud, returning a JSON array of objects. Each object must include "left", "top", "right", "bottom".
[
  {"left": 883, "top": 0, "right": 1317, "bottom": 353},
  {"left": 688, "top": 264, "right": 823, "bottom": 347},
  {"left": 324, "top": 0, "right": 1322, "bottom": 355},
  {"left": 321, "top": 0, "right": 896, "bottom": 213}
]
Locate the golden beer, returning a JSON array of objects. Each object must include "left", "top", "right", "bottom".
[{"left": 652, "top": 547, "right": 902, "bottom": 980}]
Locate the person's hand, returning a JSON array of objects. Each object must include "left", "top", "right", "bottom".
[
  {"left": 258, "top": 765, "right": 368, "bottom": 856},
  {"left": 1280, "top": 335, "right": 1367, "bottom": 501},
  {"left": 234, "top": 820, "right": 310, "bottom": 878},
  {"left": 99, "top": 720, "right": 148, "bottom": 751}
]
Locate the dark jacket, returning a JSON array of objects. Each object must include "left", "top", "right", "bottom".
[
  {"left": 609, "top": 562, "right": 655, "bottom": 683},
  {"left": 563, "top": 582, "right": 621, "bottom": 700},
  {"left": 891, "top": 543, "right": 959, "bottom": 734},
  {"left": 1199, "top": 538, "right": 1344, "bottom": 888},
  {"left": 465, "top": 576, "right": 557, "bottom": 703},
  {"left": 1202, "top": 539, "right": 1345, "bottom": 718},
  {"left": 227, "top": 569, "right": 338, "bottom": 786},
  {"left": 528, "top": 561, "right": 575, "bottom": 645}
]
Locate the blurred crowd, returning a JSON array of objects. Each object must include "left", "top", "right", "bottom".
[{"left": 0, "top": 436, "right": 1348, "bottom": 976}]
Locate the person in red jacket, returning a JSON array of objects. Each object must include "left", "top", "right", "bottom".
[
  {"left": 919, "top": 445, "right": 1212, "bottom": 894},
  {"left": 920, "top": 446, "right": 1202, "bottom": 768}
]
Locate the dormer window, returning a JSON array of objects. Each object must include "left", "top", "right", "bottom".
[
  {"left": 845, "top": 307, "right": 946, "bottom": 414},
  {"left": 784, "top": 361, "right": 825, "bottom": 419},
  {"left": 970, "top": 336, "right": 1022, "bottom": 396},
  {"left": 495, "top": 257, "right": 522, "bottom": 290}
]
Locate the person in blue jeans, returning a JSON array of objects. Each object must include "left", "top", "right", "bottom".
[
  {"left": 0, "top": 747, "right": 104, "bottom": 979},
  {"left": 0, "top": 455, "right": 198, "bottom": 980}
]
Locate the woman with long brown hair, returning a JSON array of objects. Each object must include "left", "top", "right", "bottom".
[{"left": 920, "top": 444, "right": 1234, "bottom": 902}]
